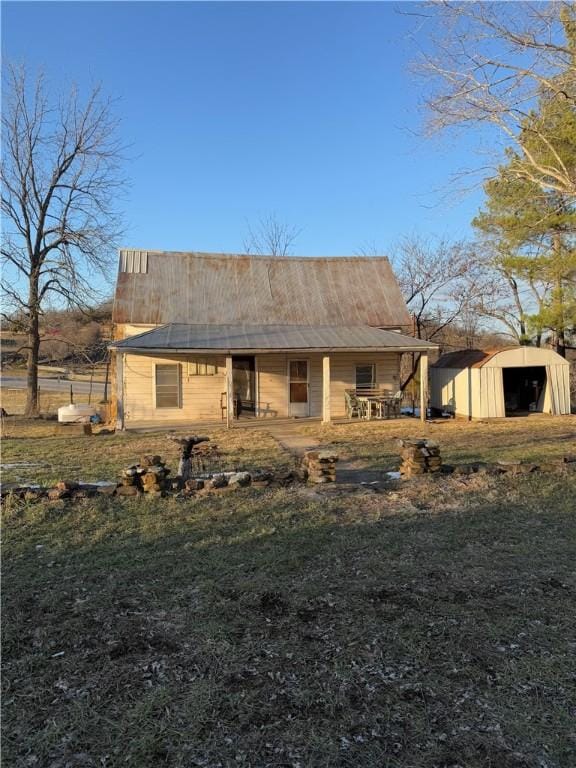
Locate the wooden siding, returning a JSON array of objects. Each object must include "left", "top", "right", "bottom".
[
  {"left": 328, "top": 352, "right": 400, "bottom": 418},
  {"left": 123, "top": 353, "right": 226, "bottom": 422},
  {"left": 117, "top": 323, "right": 157, "bottom": 340},
  {"left": 122, "top": 351, "right": 401, "bottom": 423}
]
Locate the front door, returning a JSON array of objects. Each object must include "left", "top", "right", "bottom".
[
  {"left": 233, "top": 356, "right": 256, "bottom": 415},
  {"left": 288, "top": 359, "right": 309, "bottom": 417}
]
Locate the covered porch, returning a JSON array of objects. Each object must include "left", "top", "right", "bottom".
[{"left": 110, "top": 324, "right": 437, "bottom": 429}]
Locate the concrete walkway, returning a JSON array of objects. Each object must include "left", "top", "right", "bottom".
[
  {"left": 264, "top": 424, "right": 399, "bottom": 490},
  {"left": 264, "top": 423, "right": 320, "bottom": 458}
]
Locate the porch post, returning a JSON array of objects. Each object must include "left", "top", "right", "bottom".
[
  {"left": 115, "top": 351, "right": 125, "bottom": 431},
  {"left": 225, "top": 355, "right": 234, "bottom": 429},
  {"left": 322, "top": 354, "right": 331, "bottom": 423},
  {"left": 419, "top": 351, "right": 429, "bottom": 423}
]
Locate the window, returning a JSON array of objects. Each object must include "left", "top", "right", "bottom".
[
  {"left": 187, "top": 358, "right": 219, "bottom": 376},
  {"left": 155, "top": 364, "right": 181, "bottom": 408},
  {"left": 355, "top": 364, "right": 375, "bottom": 390}
]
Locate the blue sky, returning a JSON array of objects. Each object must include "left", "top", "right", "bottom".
[{"left": 3, "top": 1, "right": 486, "bottom": 258}]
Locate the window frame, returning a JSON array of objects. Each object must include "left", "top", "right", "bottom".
[
  {"left": 187, "top": 357, "right": 220, "bottom": 376},
  {"left": 153, "top": 362, "right": 182, "bottom": 409},
  {"left": 355, "top": 363, "right": 376, "bottom": 391}
]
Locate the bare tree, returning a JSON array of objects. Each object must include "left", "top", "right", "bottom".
[
  {"left": 392, "top": 235, "right": 482, "bottom": 343},
  {"left": 1, "top": 64, "right": 125, "bottom": 415},
  {"left": 244, "top": 213, "right": 302, "bottom": 257},
  {"left": 413, "top": 1, "right": 576, "bottom": 197},
  {"left": 363, "top": 236, "right": 482, "bottom": 390}
]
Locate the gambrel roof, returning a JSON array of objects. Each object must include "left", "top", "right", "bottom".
[{"left": 112, "top": 250, "right": 412, "bottom": 328}]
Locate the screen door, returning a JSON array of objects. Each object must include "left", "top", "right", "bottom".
[{"left": 288, "top": 360, "right": 309, "bottom": 417}]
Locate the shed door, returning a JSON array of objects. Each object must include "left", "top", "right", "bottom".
[{"left": 288, "top": 360, "right": 309, "bottom": 417}]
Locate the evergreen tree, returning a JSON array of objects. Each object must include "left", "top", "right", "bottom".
[{"left": 474, "top": 72, "right": 576, "bottom": 355}]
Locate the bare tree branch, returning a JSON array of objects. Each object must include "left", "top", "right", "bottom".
[
  {"left": 243, "top": 213, "right": 302, "bottom": 257},
  {"left": 412, "top": 1, "right": 576, "bottom": 197},
  {"left": 1, "top": 63, "right": 126, "bottom": 415}
]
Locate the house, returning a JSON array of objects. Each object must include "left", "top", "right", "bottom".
[
  {"left": 430, "top": 346, "right": 571, "bottom": 419},
  {"left": 109, "top": 250, "right": 437, "bottom": 428}
]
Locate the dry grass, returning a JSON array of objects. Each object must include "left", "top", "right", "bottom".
[
  {"left": 0, "top": 387, "right": 95, "bottom": 417},
  {"left": 1, "top": 426, "right": 292, "bottom": 486},
  {"left": 2, "top": 417, "right": 576, "bottom": 767},
  {"left": 300, "top": 415, "right": 576, "bottom": 467}
]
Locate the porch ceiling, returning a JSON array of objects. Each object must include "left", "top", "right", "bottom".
[{"left": 110, "top": 323, "right": 438, "bottom": 354}]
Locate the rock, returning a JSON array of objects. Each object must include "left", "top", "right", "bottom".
[
  {"left": 96, "top": 483, "right": 118, "bottom": 495},
  {"left": 293, "top": 467, "right": 309, "bottom": 483},
  {"left": 141, "top": 455, "right": 162, "bottom": 467},
  {"left": 228, "top": 471, "right": 251, "bottom": 487},
  {"left": 143, "top": 483, "right": 162, "bottom": 492},
  {"left": 71, "top": 489, "right": 91, "bottom": 500},
  {"left": 56, "top": 480, "right": 79, "bottom": 491},
  {"left": 252, "top": 470, "right": 274, "bottom": 484},
  {"left": 149, "top": 465, "right": 170, "bottom": 476},
  {"left": 209, "top": 474, "right": 228, "bottom": 489},
  {"left": 48, "top": 488, "right": 69, "bottom": 500},
  {"left": 185, "top": 478, "right": 205, "bottom": 491},
  {"left": 116, "top": 485, "right": 139, "bottom": 497},
  {"left": 276, "top": 470, "right": 296, "bottom": 486}
]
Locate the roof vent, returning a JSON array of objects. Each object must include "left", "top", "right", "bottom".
[{"left": 120, "top": 250, "right": 148, "bottom": 274}]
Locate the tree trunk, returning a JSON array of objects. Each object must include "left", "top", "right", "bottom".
[
  {"left": 25, "top": 313, "right": 40, "bottom": 416},
  {"left": 401, "top": 352, "right": 421, "bottom": 391},
  {"left": 553, "top": 234, "right": 566, "bottom": 358},
  {"left": 24, "top": 276, "right": 40, "bottom": 417},
  {"left": 556, "top": 327, "right": 566, "bottom": 358}
]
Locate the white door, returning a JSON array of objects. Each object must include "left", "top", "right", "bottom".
[{"left": 288, "top": 360, "right": 309, "bottom": 417}]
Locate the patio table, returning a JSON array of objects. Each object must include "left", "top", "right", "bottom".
[{"left": 358, "top": 393, "right": 394, "bottom": 420}]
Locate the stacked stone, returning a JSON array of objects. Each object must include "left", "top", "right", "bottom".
[
  {"left": 139, "top": 454, "right": 170, "bottom": 496},
  {"left": 119, "top": 454, "right": 171, "bottom": 496},
  {"left": 399, "top": 439, "right": 442, "bottom": 478},
  {"left": 302, "top": 450, "right": 339, "bottom": 484}
]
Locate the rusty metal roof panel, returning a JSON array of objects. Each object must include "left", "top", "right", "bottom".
[
  {"left": 111, "top": 323, "right": 437, "bottom": 352},
  {"left": 432, "top": 348, "right": 516, "bottom": 369},
  {"left": 112, "top": 250, "right": 411, "bottom": 328}
]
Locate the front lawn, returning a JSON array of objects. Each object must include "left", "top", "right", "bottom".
[{"left": 3, "top": 417, "right": 576, "bottom": 767}]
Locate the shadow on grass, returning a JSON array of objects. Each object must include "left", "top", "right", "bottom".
[{"left": 3, "top": 479, "right": 576, "bottom": 768}]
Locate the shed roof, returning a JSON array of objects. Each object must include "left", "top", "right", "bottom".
[
  {"left": 110, "top": 323, "right": 437, "bottom": 353},
  {"left": 432, "top": 346, "right": 570, "bottom": 369},
  {"left": 112, "top": 250, "right": 411, "bottom": 328},
  {"left": 432, "top": 349, "right": 507, "bottom": 369}
]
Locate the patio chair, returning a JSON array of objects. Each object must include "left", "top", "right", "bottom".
[
  {"left": 386, "top": 390, "right": 404, "bottom": 419},
  {"left": 345, "top": 389, "right": 366, "bottom": 419}
]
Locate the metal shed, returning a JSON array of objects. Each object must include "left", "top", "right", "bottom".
[{"left": 431, "top": 347, "right": 571, "bottom": 419}]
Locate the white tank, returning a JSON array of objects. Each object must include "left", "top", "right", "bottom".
[{"left": 57, "top": 404, "right": 97, "bottom": 423}]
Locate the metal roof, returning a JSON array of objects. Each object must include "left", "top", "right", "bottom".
[
  {"left": 433, "top": 346, "right": 570, "bottom": 369},
  {"left": 110, "top": 323, "right": 437, "bottom": 353},
  {"left": 432, "top": 348, "right": 515, "bottom": 369},
  {"left": 112, "top": 250, "right": 412, "bottom": 328}
]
